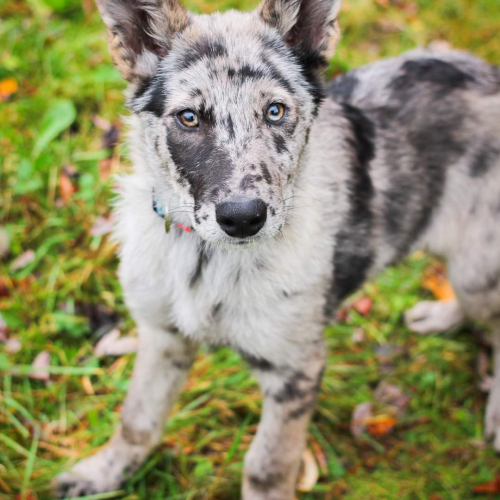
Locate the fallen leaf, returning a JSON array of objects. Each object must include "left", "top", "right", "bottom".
[
  {"left": 351, "top": 327, "right": 365, "bottom": 343},
  {"left": 10, "top": 249, "right": 35, "bottom": 271},
  {"left": 58, "top": 165, "right": 78, "bottom": 204},
  {"left": 350, "top": 402, "right": 373, "bottom": 438},
  {"left": 473, "top": 475, "right": 500, "bottom": 494},
  {"left": 352, "top": 296, "right": 373, "bottom": 317},
  {"left": 374, "top": 381, "right": 410, "bottom": 417},
  {"left": 15, "top": 491, "right": 37, "bottom": 500},
  {"left": 94, "top": 328, "right": 137, "bottom": 357},
  {"left": 0, "top": 227, "right": 10, "bottom": 259},
  {"left": 0, "top": 276, "right": 10, "bottom": 299},
  {"left": 90, "top": 216, "right": 114, "bottom": 237},
  {"left": 5, "top": 338, "right": 21, "bottom": 354},
  {"left": 30, "top": 351, "right": 51, "bottom": 381},
  {"left": 375, "top": 344, "right": 404, "bottom": 363},
  {"left": 423, "top": 262, "right": 456, "bottom": 301},
  {"left": 0, "top": 77, "right": 18, "bottom": 101},
  {"left": 366, "top": 415, "right": 397, "bottom": 437},
  {"left": 297, "top": 448, "right": 319, "bottom": 492},
  {"left": 81, "top": 376, "right": 95, "bottom": 395}
]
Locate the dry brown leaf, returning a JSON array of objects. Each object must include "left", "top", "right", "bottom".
[
  {"left": 0, "top": 77, "right": 18, "bottom": 101},
  {"left": 423, "top": 263, "right": 456, "bottom": 301},
  {"left": 297, "top": 448, "right": 319, "bottom": 492},
  {"left": 0, "top": 277, "right": 10, "bottom": 299},
  {"left": 473, "top": 475, "right": 500, "bottom": 494},
  {"left": 82, "top": 376, "right": 95, "bottom": 395}
]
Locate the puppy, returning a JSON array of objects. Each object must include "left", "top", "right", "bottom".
[{"left": 54, "top": 0, "right": 500, "bottom": 497}]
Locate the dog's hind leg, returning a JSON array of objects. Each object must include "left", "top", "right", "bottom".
[
  {"left": 405, "top": 299, "right": 465, "bottom": 334},
  {"left": 53, "top": 324, "right": 197, "bottom": 498},
  {"left": 242, "top": 341, "right": 326, "bottom": 500}
]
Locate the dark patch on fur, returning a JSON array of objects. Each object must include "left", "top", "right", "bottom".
[
  {"left": 242, "top": 352, "right": 275, "bottom": 371},
  {"left": 327, "top": 72, "right": 360, "bottom": 102},
  {"left": 172, "top": 359, "right": 192, "bottom": 370},
  {"left": 177, "top": 38, "right": 227, "bottom": 70},
  {"left": 260, "top": 162, "right": 272, "bottom": 184},
  {"left": 376, "top": 71, "right": 469, "bottom": 257},
  {"left": 469, "top": 143, "right": 500, "bottom": 178},
  {"left": 237, "top": 64, "right": 266, "bottom": 80},
  {"left": 167, "top": 120, "right": 232, "bottom": 201},
  {"left": 226, "top": 114, "right": 235, "bottom": 139},
  {"left": 273, "top": 371, "right": 310, "bottom": 403},
  {"left": 248, "top": 472, "right": 283, "bottom": 492},
  {"left": 139, "top": 74, "right": 166, "bottom": 117},
  {"left": 212, "top": 302, "right": 223, "bottom": 319},
  {"left": 240, "top": 174, "right": 255, "bottom": 191},
  {"left": 189, "top": 244, "right": 210, "bottom": 288},
  {"left": 272, "top": 133, "right": 288, "bottom": 154},
  {"left": 325, "top": 104, "right": 375, "bottom": 314},
  {"left": 392, "top": 59, "right": 475, "bottom": 96},
  {"left": 463, "top": 274, "right": 500, "bottom": 294}
]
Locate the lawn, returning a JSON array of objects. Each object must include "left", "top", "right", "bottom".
[{"left": 1, "top": 0, "right": 500, "bottom": 499}]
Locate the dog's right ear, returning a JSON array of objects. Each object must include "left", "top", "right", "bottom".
[{"left": 96, "top": 0, "right": 189, "bottom": 82}]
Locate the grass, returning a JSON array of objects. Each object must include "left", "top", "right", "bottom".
[{"left": 1, "top": 0, "right": 500, "bottom": 498}]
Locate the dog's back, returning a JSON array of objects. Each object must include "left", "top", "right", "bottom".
[{"left": 322, "top": 49, "right": 500, "bottom": 317}]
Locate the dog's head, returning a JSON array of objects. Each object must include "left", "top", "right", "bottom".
[{"left": 97, "top": 0, "right": 342, "bottom": 246}]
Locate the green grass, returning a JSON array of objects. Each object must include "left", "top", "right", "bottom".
[{"left": 1, "top": 0, "right": 500, "bottom": 498}]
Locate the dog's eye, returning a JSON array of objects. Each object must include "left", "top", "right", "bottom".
[
  {"left": 178, "top": 110, "right": 199, "bottom": 128},
  {"left": 265, "top": 103, "right": 285, "bottom": 123}
]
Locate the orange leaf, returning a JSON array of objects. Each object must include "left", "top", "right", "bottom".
[
  {"left": 366, "top": 415, "right": 397, "bottom": 437},
  {"left": 473, "top": 475, "right": 500, "bottom": 494},
  {"left": 352, "top": 296, "right": 373, "bottom": 317},
  {"left": 423, "top": 263, "right": 456, "bottom": 301},
  {"left": 0, "top": 78, "right": 18, "bottom": 101},
  {"left": 59, "top": 168, "right": 76, "bottom": 204}
]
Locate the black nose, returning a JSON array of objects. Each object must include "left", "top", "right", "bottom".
[{"left": 216, "top": 197, "right": 267, "bottom": 238}]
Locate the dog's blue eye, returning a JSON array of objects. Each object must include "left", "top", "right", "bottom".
[
  {"left": 178, "top": 110, "right": 199, "bottom": 128},
  {"left": 265, "top": 103, "right": 285, "bottom": 123}
]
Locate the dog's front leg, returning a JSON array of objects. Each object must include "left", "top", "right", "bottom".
[
  {"left": 54, "top": 324, "right": 197, "bottom": 498},
  {"left": 242, "top": 343, "right": 326, "bottom": 500}
]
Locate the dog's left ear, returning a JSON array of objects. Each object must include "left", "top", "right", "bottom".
[
  {"left": 258, "top": 0, "right": 342, "bottom": 62},
  {"left": 96, "top": 0, "right": 190, "bottom": 82}
]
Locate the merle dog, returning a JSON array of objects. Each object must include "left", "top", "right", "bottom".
[{"left": 54, "top": 0, "right": 500, "bottom": 497}]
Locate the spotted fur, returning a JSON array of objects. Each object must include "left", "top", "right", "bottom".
[{"left": 54, "top": 0, "right": 500, "bottom": 498}]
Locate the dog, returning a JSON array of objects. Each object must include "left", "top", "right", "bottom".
[{"left": 53, "top": 0, "right": 500, "bottom": 497}]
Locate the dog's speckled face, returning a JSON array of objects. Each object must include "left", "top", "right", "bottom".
[{"left": 96, "top": 0, "right": 342, "bottom": 245}]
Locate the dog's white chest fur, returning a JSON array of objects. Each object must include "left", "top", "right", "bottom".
[{"left": 115, "top": 172, "right": 335, "bottom": 364}]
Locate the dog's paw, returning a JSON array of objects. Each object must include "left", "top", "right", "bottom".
[
  {"left": 52, "top": 446, "right": 132, "bottom": 498},
  {"left": 52, "top": 472, "right": 102, "bottom": 499},
  {"left": 485, "top": 389, "right": 500, "bottom": 452},
  {"left": 405, "top": 300, "right": 464, "bottom": 335}
]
